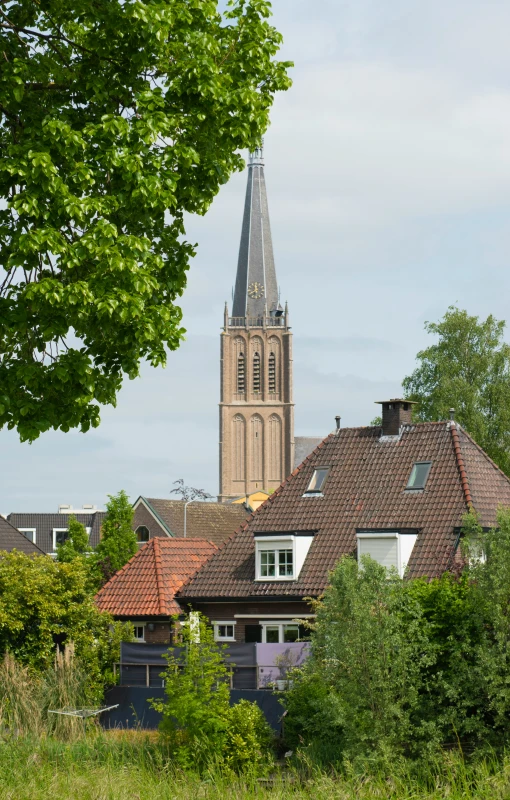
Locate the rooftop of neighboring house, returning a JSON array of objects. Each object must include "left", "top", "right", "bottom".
[
  {"left": 95, "top": 537, "right": 218, "bottom": 618},
  {"left": 7, "top": 506, "right": 106, "bottom": 554},
  {"left": 0, "top": 515, "right": 46, "bottom": 555},
  {"left": 133, "top": 497, "right": 251, "bottom": 547},
  {"left": 179, "top": 400, "right": 510, "bottom": 601}
]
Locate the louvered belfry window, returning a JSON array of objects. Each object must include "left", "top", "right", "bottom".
[
  {"left": 237, "top": 353, "right": 245, "bottom": 393},
  {"left": 253, "top": 352, "right": 261, "bottom": 392},
  {"left": 268, "top": 352, "right": 276, "bottom": 393}
]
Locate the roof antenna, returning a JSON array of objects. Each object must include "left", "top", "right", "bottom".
[{"left": 449, "top": 408, "right": 455, "bottom": 421}]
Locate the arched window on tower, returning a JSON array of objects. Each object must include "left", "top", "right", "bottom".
[
  {"left": 237, "top": 353, "right": 245, "bottom": 393},
  {"left": 268, "top": 352, "right": 276, "bottom": 394},
  {"left": 253, "top": 352, "right": 261, "bottom": 393}
]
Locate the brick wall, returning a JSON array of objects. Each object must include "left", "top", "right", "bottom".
[
  {"left": 189, "top": 600, "right": 312, "bottom": 642},
  {"left": 132, "top": 503, "right": 170, "bottom": 540},
  {"left": 144, "top": 622, "right": 172, "bottom": 645}
]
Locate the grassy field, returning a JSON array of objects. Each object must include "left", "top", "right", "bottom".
[{"left": 1, "top": 733, "right": 510, "bottom": 800}]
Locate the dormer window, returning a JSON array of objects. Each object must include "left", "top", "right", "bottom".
[
  {"left": 304, "top": 468, "right": 329, "bottom": 495},
  {"left": 255, "top": 532, "right": 314, "bottom": 581},
  {"left": 406, "top": 461, "right": 432, "bottom": 490}
]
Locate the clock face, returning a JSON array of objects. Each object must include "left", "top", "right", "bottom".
[{"left": 248, "top": 281, "right": 265, "bottom": 299}]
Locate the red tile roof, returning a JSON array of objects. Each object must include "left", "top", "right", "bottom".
[
  {"left": 180, "top": 421, "right": 510, "bottom": 600},
  {"left": 95, "top": 537, "right": 217, "bottom": 617}
]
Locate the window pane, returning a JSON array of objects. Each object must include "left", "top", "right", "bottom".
[
  {"left": 133, "top": 626, "right": 144, "bottom": 640},
  {"left": 283, "top": 625, "right": 299, "bottom": 643},
  {"left": 306, "top": 468, "right": 329, "bottom": 493},
  {"left": 407, "top": 462, "right": 431, "bottom": 489},
  {"left": 217, "top": 625, "right": 234, "bottom": 639},
  {"left": 265, "top": 626, "right": 280, "bottom": 643},
  {"left": 260, "top": 551, "right": 276, "bottom": 577},
  {"left": 136, "top": 526, "right": 150, "bottom": 543},
  {"left": 56, "top": 530, "right": 68, "bottom": 546},
  {"left": 21, "top": 530, "right": 35, "bottom": 543},
  {"left": 278, "top": 549, "right": 294, "bottom": 576}
]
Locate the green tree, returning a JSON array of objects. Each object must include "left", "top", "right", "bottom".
[
  {"left": 402, "top": 307, "right": 510, "bottom": 474},
  {"left": 152, "top": 613, "right": 273, "bottom": 771},
  {"left": 0, "top": 551, "right": 130, "bottom": 698},
  {"left": 0, "top": 0, "right": 292, "bottom": 442},
  {"left": 56, "top": 514, "right": 90, "bottom": 563},
  {"left": 93, "top": 490, "right": 137, "bottom": 585}
]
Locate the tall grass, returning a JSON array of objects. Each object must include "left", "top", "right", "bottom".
[
  {"left": 0, "top": 733, "right": 509, "bottom": 799},
  {"left": 0, "top": 645, "right": 90, "bottom": 740}
]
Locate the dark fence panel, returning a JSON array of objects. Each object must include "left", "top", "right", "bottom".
[{"left": 102, "top": 687, "right": 285, "bottom": 732}]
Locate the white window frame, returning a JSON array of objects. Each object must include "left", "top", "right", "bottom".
[
  {"left": 18, "top": 528, "right": 36, "bottom": 544},
  {"left": 357, "top": 532, "right": 417, "bottom": 578},
  {"left": 261, "top": 621, "right": 301, "bottom": 644},
  {"left": 52, "top": 528, "right": 69, "bottom": 552},
  {"left": 132, "top": 623, "right": 146, "bottom": 642},
  {"left": 213, "top": 621, "right": 236, "bottom": 642},
  {"left": 255, "top": 536, "right": 295, "bottom": 581}
]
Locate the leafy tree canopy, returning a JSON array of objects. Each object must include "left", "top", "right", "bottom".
[
  {"left": 402, "top": 307, "right": 510, "bottom": 475},
  {"left": 0, "top": 0, "right": 292, "bottom": 441},
  {"left": 93, "top": 490, "right": 137, "bottom": 585},
  {"left": 0, "top": 551, "right": 129, "bottom": 695},
  {"left": 56, "top": 514, "right": 90, "bottom": 562}
]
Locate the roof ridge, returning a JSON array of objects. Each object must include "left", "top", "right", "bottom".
[
  {"left": 178, "top": 433, "right": 338, "bottom": 597},
  {"left": 455, "top": 424, "right": 510, "bottom": 489},
  {"left": 450, "top": 422, "right": 473, "bottom": 509},
  {"left": 139, "top": 497, "right": 174, "bottom": 537},
  {"left": 152, "top": 536, "right": 167, "bottom": 615},
  {"left": 95, "top": 540, "right": 151, "bottom": 600}
]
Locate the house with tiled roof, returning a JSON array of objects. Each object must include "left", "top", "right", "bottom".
[
  {"left": 95, "top": 537, "right": 217, "bottom": 644},
  {"left": 0, "top": 515, "right": 46, "bottom": 555},
  {"left": 8, "top": 505, "right": 105, "bottom": 555},
  {"left": 131, "top": 497, "right": 250, "bottom": 547},
  {"left": 178, "top": 400, "right": 510, "bottom": 645}
]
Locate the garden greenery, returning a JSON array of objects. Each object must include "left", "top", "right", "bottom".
[
  {"left": 152, "top": 613, "right": 273, "bottom": 772},
  {"left": 284, "top": 507, "right": 510, "bottom": 765}
]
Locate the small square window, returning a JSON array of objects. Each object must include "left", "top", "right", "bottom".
[
  {"left": 305, "top": 468, "right": 329, "bottom": 494},
  {"left": 406, "top": 462, "right": 432, "bottom": 490},
  {"left": 283, "top": 625, "right": 300, "bottom": 643},
  {"left": 52, "top": 528, "right": 69, "bottom": 551},
  {"left": 214, "top": 622, "right": 236, "bottom": 641}
]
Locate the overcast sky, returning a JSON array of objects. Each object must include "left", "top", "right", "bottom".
[{"left": 3, "top": 0, "right": 510, "bottom": 512}]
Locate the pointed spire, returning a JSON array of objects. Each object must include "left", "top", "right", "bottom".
[{"left": 232, "top": 143, "right": 279, "bottom": 320}]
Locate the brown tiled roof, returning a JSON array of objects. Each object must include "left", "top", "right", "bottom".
[
  {"left": 180, "top": 421, "right": 510, "bottom": 600},
  {"left": 95, "top": 537, "right": 217, "bottom": 618},
  {"left": 142, "top": 498, "right": 250, "bottom": 546},
  {"left": 0, "top": 516, "right": 46, "bottom": 555}
]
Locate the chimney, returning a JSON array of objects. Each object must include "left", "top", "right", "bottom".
[
  {"left": 335, "top": 415, "right": 341, "bottom": 431},
  {"left": 375, "top": 399, "right": 417, "bottom": 436}
]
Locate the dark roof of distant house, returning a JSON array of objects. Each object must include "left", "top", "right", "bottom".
[
  {"left": 136, "top": 498, "right": 250, "bottom": 547},
  {"left": 294, "top": 436, "right": 325, "bottom": 470},
  {"left": 95, "top": 537, "right": 217, "bottom": 618},
  {"left": 0, "top": 516, "right": 46, "bottom": 555},
  {"left": 7, "top": 511, "right": 106, "bottom": 553},
  {"left": 180, "top": 421, "right": 510, "bottom": 600}
]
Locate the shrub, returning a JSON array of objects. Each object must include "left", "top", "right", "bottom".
[
  {"left": 152, "top": 614, "right": 274, "bottom": 771},
  {"left": 223, "top": 699, "right": 273, "bottom": 774}
]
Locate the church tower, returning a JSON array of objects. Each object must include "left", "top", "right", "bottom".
[{"left": 219, "top": 147, "right": 294, "bottom": 502}]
